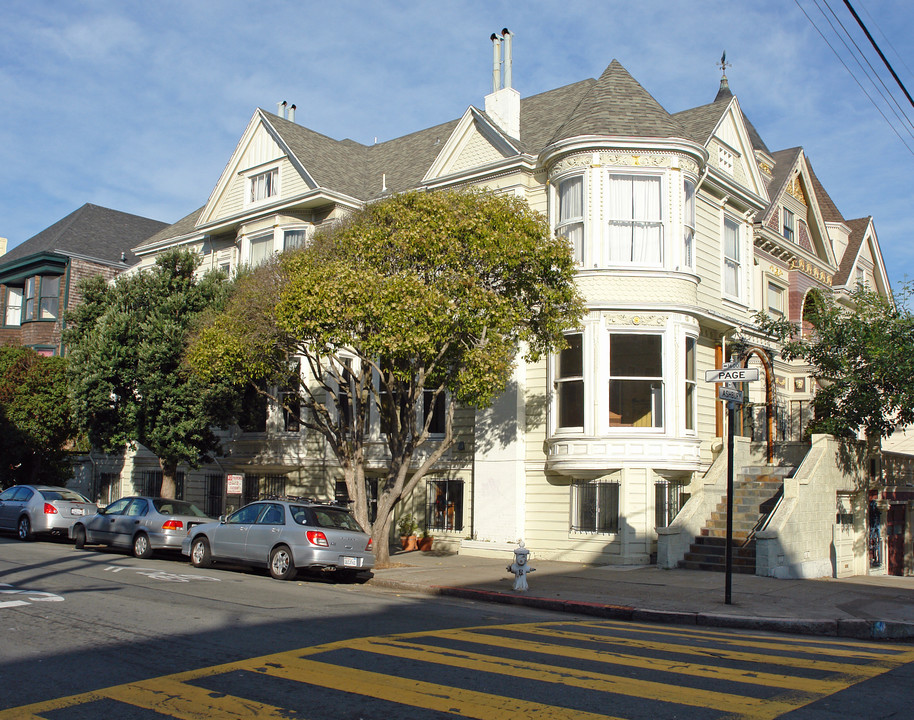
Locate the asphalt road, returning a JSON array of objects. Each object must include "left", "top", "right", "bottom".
[{"left": 2, "top": 536, "right": 914, "bottom": 719}]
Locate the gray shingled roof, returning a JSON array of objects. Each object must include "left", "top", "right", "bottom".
[
  {"left": 137, "top": 206, "right": 204, "bottom": 249},
  {"left": 549, "top": 61, "right": 686, "bottom": 142},
  {"left": 806, "top": 160, "right": 844, "bottom": 224},
  {"left": 1, "top": 203, "right": 167, "bottom": 267},
  {"left": 834, "top": 217, "right": 871, "bottom": 285}
]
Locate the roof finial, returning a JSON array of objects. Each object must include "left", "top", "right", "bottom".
[{"left": 714, "top": 50, "right": 732, "bottom": 102}]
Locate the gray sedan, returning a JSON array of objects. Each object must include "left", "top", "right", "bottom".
[
  {"left": 0, "top": 485, "right": 96, "bottom": 541},
  {"left": 182, "top": 500, "right": 374, "bottom": 580},
  {"left": 71, "top": 496, "right": 214, "bottom": 558}
]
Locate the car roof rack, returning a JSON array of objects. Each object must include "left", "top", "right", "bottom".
[{"left": 259, "top": 494, "right": 350, "bottom": 508}]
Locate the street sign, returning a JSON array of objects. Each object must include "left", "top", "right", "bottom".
[
  {"left": 718, "top": 386, "right": 743, "bottom": 403},
  {"left": 704, "top": 367, "right": 760, "bottom": 383}
]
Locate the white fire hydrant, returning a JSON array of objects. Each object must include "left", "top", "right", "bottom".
[{"left": 507, "top": 541, "right": 535, "bottom": 592}]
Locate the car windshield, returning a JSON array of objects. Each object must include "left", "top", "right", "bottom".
[
  {"left": 40, "top": 489, "right": 90, "bottom": 502},
  {"left": 312, "top": 508, "right": 364, "bottom": 532},
  {"left": 152, "top": 499, "right": 209, "bottom": 517}
]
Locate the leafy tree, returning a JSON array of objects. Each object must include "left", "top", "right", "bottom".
[
  {"left": 756, "top": 284, "right": 914, "bottom": 458},
  {"left": 0, "top": 346, "right": 76, "bottom": 488},
  {"left": 188, "top": 189, "right": 584, "bottom": 563},
  {"left": 65, "top": 249, "right": 239, "bottom": 498}
]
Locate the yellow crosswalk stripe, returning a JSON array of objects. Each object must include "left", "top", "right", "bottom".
[
  {"left": 358, "top": 634, "right": 847, "bottom": 694},
  {"left": 515, "top": 625, "right": 904, "bottom": 677},
  {"left": 3, "top": 620, "right": 914, "bottom": 720},
  {"left": 257, "top": 653, "right": 626, "bottom": 720}
]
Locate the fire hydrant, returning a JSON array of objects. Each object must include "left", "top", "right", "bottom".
[{"left": 507, "top": 541, "right": 535, "bottom": 592}]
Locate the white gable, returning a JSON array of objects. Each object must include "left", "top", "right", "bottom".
[
  {"left": 424, "top": 107, "right": 520, "bottom": 182},
  {"left": 197, "top": 111, "right": 316, "bottom": 227},
  {"left": 708, "top": 100, "right": 768, "bottom": 202}
]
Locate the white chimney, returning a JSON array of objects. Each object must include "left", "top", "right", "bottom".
[
  {"left": 289, "top": 104, "right": 296, "bottom": 122},
  {"left": 484, "top": 28, "right": 520, "bottom": 140}
]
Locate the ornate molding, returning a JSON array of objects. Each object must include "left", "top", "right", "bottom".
[{"left": 604, "top": 312, "right": 668, "bottom": 327}]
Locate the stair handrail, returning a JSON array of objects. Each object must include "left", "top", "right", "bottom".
[{"left": 742, "top": 483, "right": 783, "bottom": 547}]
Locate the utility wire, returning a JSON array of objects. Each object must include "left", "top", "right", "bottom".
[
  {"left": 817, "top": 0, "right": 914, "bottom": 137},
  {"left": 843, "top": 0, "right": 914, "bottom": 111},
  {"left": 795, "top": 0, "right": 914, "bottom": 157}
]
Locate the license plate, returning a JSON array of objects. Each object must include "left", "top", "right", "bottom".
[
  {"left": 71, "top": 508, "right": 84, "bottom": 516},
  {"left": 342, "top": 556, "right": 358, "bottom": 567}
]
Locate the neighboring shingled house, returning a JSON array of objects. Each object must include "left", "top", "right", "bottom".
[
  {"left": 0, "top": 204, "right": 168, "bottom": 355},
  {"left": 127, "top": 40, "right": 900, "bottom": 578}
]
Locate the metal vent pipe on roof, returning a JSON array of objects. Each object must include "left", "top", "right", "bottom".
[
  {"left": 490, "top": 33, "right": 502, "bottom": 93},
  {"left": 502, "top": 28, "right": 512, "bottom": 89},
  {"left": 277, "top": 100, "right": 287, "bottom": 118},
  {"left": 289, "top": 104, "right": 296, "bottom": 122}
]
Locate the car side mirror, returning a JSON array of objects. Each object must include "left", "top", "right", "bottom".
[{"left": 218, "top": 515, "right": 226, "bottom": 523}]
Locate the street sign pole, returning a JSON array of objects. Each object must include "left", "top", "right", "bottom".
[{"left": 725, "top": 400, "right": 735, "bottom": 605}]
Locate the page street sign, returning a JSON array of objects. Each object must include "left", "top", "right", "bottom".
[{"left": 704, "top": 367, "right": 760, "bottom": 383}]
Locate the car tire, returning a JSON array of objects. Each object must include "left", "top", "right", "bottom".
[
  {"left": 269, "top": 545, "right": 296, "bottom": 580},
  {"left": 190, "top": 537, "right": 212, "bottom": 568},
  {"left": 17, "top": 516, "right": 32, "bottom": 542},
  {"left": 73, "top": 524, "right": 87, "bottom": 549},
  {"left": 133, "top": 533, "right": 153, "bottom": 559}
]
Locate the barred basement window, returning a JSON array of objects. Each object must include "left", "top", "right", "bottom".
[
  {"left": 205, "top": 474, "right": 224, "bottom": 517},
  {"left": 655, "top": 480, "right": 685, "bottom": 527},
  {"left": 426, "top": 478, "right": 464, "bottom": 531},
  {"left": 571, "top": 479, "right": 619, "bottom": 534}
]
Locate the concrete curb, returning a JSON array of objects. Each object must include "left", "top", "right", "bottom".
[{"left": 366, "top": 577, "right": 914, "bottom": 641}]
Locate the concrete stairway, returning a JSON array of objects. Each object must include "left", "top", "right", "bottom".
[{"left": 679, "top": 469, "right": 786, "bottom": 574}]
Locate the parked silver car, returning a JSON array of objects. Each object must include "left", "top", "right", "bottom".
[
  {"left": 71, "top": 496, "right": 214, "bottom": 558},
  {"left": 182, "top": 499, "right": 374, "bottom": 580},
  {"left": 0, "top": 485, "right": 95, "bottom": 541}
]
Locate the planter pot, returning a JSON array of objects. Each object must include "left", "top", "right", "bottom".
[
  {"left": 401, "top": 535, "right": 418, "bottom": 551},
  {"left": 417, "top": 537, "right": 433, "bottom": 552}
]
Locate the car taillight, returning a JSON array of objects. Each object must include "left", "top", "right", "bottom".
[
  {"left": 307, "top": 530, "right": 329, "bottom": 547},
  {"left": 162, "top": 520, "right": 184, "bottom": 531},
  {"left": 366, "top": 537, "right": 373, "bottom": 551},
  {"left": 44, "top": 503, "right": 58, "bottom": 515}
]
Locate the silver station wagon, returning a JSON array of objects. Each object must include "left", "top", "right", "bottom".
[
  {"left": 182, "top": 499, "right": 374, "bottom": 581},
  {"left": 71, "top": 496, "right": 215, "bottom": 558}
]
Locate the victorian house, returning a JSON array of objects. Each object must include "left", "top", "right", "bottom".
[{"left": 125, "top": 37, "right": 898, "bottom": 577}]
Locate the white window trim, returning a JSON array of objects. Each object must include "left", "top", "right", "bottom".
[
  {"left": 5, "top": 287, "right": 22, "bottom": 327},
  {"left": 682, "top": 176, "right": 697, "bottom": 272},
  {"left": 553, "top": 171, "right": 587, "bottom": 266},
  {"left": 245, "top": 165, "right": 280, "bottom": 207},
  {"left": 552, "top": 330, "right": 586, "bottom": 435},
  {"left": 245, "top": 230, "right": 275, "bottom": 267},
  {"left": 766, "top": 279, "right": 787, "bottom": 317},
  {"left": 683, "top": 334, "right": 697, "bottom": 434},
  {"left": 722, "top": 214, "right": 744, "bottom": 303},
  {"left": 603, "top": 169, "right": 665, "bottom": 269},
  {"left": 606, "top": 330, "right": 665, "bottom": 433},
  {"left": 281, "top": 224, "right": 313, "bottom": 253}
]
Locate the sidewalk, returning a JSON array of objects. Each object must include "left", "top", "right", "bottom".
[{"left": 366, "top": 549, "right": 914, "bottom": 641}]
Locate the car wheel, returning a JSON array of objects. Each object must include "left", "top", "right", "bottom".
[
  {"left": 133, "top": 533, "right": 153, "bottom": 559},
  {"left": 73, "top": 525, "right": 87, "bottom": 549},
  {"left": 17, "top": 516, "right": 32, "bottom": 541},
  {"left": 190, "top": 537, "right": 212, "bottom": 568},
  {"left": 269, "top": 545, "right": 296, "bottom": 580}
]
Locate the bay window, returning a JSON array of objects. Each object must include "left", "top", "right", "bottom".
[
  {"left": 283, "top": 228, "right": 307, "bottom": 251},
  {"left": 556, "top": 175, "right": 584, "bottom": 264},
  {"left": 249, "top": 235, "right": 273, "bottom": 266},
  {"left": 606, "top": 174, "right": 662, "bottom": 266},
  {"left": 609, "top": 333, "right": 663, "bottom": 428},
  {"left": 723, "top": 216, "right": 742, "bottom": 299},
  {"left": 685, "top": 336, "right": 696, "bottom": 431},
  {"left": 39, "top": 276, "right": 60, "bottom": 320},
  {"left": 683, "top": 178, "right": 695, "bottom": 269},
  {"left": 5, "top": 287, "right": 22, "bottom": 326},
  {"left": 24, "top": 277, "right": 37, "bottom": 321},
  {"left": 555, "top": 333, "right": 584, "bottom": 429}
]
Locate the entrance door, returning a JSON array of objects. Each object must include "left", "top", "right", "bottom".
[{"left": 887, "top": 503, "right": 906, "bottom": 576}]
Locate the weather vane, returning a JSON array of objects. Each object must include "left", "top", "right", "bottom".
[{"left": 717, "top": 50, "right": 731, "bottom": 76}]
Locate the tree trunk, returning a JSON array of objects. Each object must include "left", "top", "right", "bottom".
[
  {"left": 160, "top": 460, "right": 177, "bottom": 499},
  {"left": 371, "top": 511, "right": 394, "bottom": 566}
]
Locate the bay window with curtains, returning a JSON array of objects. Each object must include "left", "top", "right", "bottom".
[
  {"left": 606, "top": 173, "right": 662, "bottom": 266},
  {"left": 555, "top": 174, "right": 584, "bottom": 264},
  {"left": 609, "top": 333, "right": 663, "bottom": 429},
  {"left": 5, "top": 287, "right": 22, "bottom": 326},
  {"left": 683, "top": 178, "right": 696, "bottom": 270}
]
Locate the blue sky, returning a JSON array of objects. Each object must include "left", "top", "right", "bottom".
[{"left": 2, "top": 1, "right": 913, "bottom": 289}]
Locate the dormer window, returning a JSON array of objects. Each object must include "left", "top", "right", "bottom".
[
  {"left": 249, "top": 168, "right": 278, "bottom": 204},
  {"left": 782, "top": 208, "right": 795, "bottom": 242}
]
